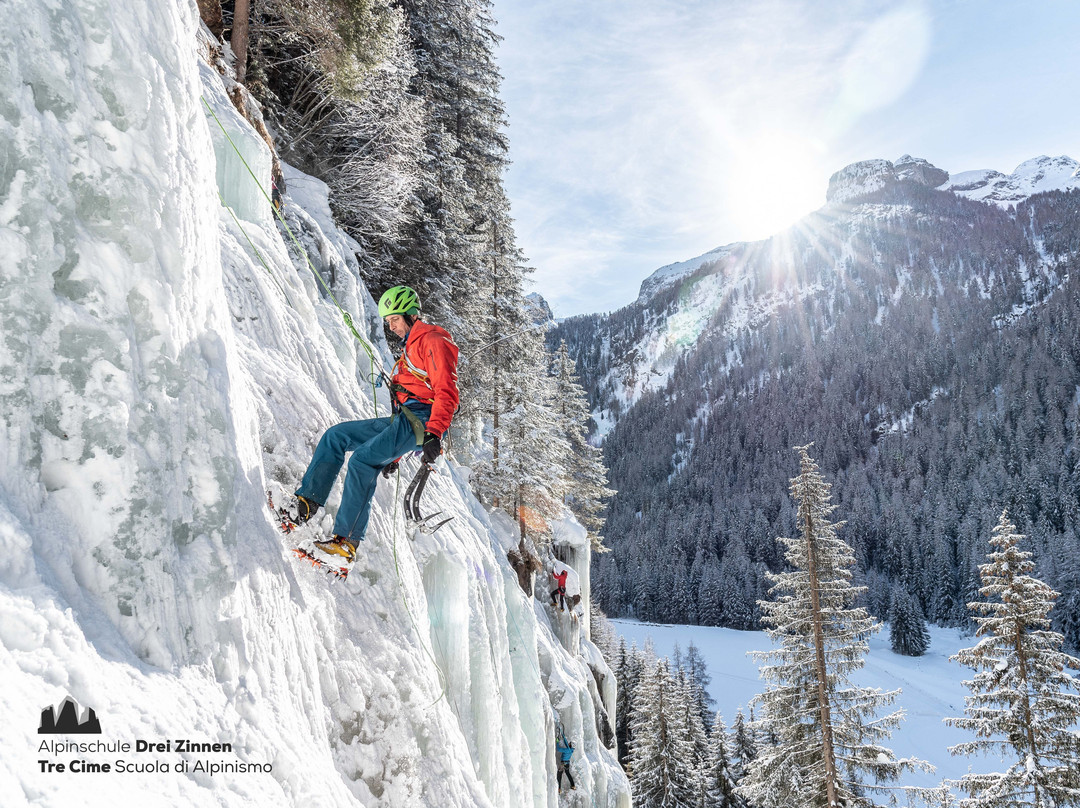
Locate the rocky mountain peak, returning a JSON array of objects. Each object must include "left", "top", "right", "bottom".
[
  {"left": 894, "top": 155, "right": 950, "bottom": 188},
  {"left": 825, "top": 159, "right": 896, "bottom": 203},
  {"left": 826, "top": 156, "right": 949, "bottom": 203},
  {"left": 944, "top": 155, "right": 1080, "bottom": 206}
]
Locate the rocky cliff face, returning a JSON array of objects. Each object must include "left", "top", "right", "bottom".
[
  {"left": 825, "top": 156, "right": 949, "bottom": 203},
  {"left": 894, "top": 155, "right": 950, "bottom": 188}
]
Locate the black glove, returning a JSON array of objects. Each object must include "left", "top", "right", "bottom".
[
  {"left": 381, "top": 459, "right": 399, "bottom": 479},
  {"left": 422, "top": 432, "right": 442, "bottom": 463}
]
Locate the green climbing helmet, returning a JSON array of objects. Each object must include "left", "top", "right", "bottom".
[{"left": 378, "top": 285, "right": 421, "bottom": 318}]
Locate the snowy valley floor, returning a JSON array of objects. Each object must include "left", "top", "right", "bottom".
[{"left": 611, "top": 620, "right": 1003, "bottom": 791}]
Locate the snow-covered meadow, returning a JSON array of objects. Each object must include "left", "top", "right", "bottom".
[{"left": 612, "top": 619, "right": 1004, "bottom": 791}]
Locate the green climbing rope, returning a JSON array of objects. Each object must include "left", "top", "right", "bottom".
[
  {"left": 201, "top": 95, "right": 381, "bottom": 413},
  {"left": 217, "top": 191, "right": 295, "bottom": 305}
]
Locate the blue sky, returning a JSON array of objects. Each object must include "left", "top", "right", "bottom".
[{"left": 494, "top": 0, "right": 1080, "bottom": 317}]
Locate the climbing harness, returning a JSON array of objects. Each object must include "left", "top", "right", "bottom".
[
  {"left": 403, "top": 461, "right": 454, "bottom": 534},
  {"left": 201, "top": 95, "right": 382, "bottom": 413},
  {"left": 371, "top": 369, "right": 428, "bottom": 447}
]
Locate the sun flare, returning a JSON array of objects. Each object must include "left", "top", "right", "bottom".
[{"left": 726, "top": 131, "right": 827, "bottom": 241}]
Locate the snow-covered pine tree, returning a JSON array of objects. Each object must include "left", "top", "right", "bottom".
[
  {"left": 472, "top": 328, "right": 570, "bottom": 544},
  {"left": 707, "top": 712, "right": 748, "bottom": 808},
  {"left": 391, "top": 0, "right": 484, "bottom": 330},
  {"left": 945, "top": 509, "right": 1080, "bottom": 807},
  {"left": 250, "top": 0, "right": 420, "bottom": 275},
  {"left": 698, "top": 559, "right": 725, "bottom": 626},
  {"left": 888, "top": 586, "right": 930, "bottom": 657},
  {"left": 729, "top": 708, "right": 756, "bottom": 783},
  {"left": 391, "top": 0, "right": 534, "bottom": 456},
  {"left": 675, "top": 665, "right": 710, "bottom": 806},
  {"left": 551, "top": 340, "right": 615, "bottom": 551},
  {"left": 683, "top": 641, "right": 716, "bottom": 731},
  {"left": 614, "top": 639, "right": 643, "bottom": 768},
  {"left": 465, "top": 207, "right": 532, "bottom": 452},
  {"left": 629, "top": 657, "right": 698, "bottom": 808},
  {"left": 738, "top": 445, "right": 929, "bottom": 808},
  {"left": 1050, "top": 526, "right": 1080, "bottom": 652}
]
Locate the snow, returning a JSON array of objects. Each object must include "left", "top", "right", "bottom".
[
  {"left": 943, "top": 156, "right": 1080, "bottom": 207},
  {"left": 611, "top": 620, "right": 1004, "bottom": 791},
  {"left": 0, "top": 2, "right": 628, "bottom": 806},
  {"left": 826, "top": 159, "right": 897, "bottom": 203},
  {"left": 637, "top": 245, "right": 735, "bottom": 300}
]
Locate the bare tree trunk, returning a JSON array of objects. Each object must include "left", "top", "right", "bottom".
[
  {"left": 196, "top": 0, "right": 224, "bottom": 39},
  {"left": 803, "top": 496, "right": 841, "bottom": 807},
  {"left": 231, "top": 0, "right": 252, "bottom": 83},
  {"left": 1015, "top": 626, "right": 1044, "bottom": 806}
]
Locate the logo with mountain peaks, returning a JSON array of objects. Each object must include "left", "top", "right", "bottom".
[{"left": 38, "top": 696, "right": 101, "bottom": 734}]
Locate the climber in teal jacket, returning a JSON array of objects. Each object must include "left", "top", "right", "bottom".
[{"left": 555, "top": 735, "right": 575, "bottom": 792}]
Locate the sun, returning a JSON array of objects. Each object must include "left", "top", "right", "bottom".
[{"left": 726, "top": 131, "right": 827, "bottom": 241}]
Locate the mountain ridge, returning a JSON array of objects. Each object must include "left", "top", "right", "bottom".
[
  {"left": 552, "top": 167, "right": 1080, "bottom": 644},
  {"left": 636, "top": 154, "right": 1079, "bottom": 305}
]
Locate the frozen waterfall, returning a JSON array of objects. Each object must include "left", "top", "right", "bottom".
[{"left": 0, "top": 1, "right": 630, "bottom": 806}]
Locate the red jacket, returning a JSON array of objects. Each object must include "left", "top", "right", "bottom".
[
  {"left": 552, "top": 569, "right": 568, "bottom": 589},
  {"left": 392, "top": 320, "right": 459, "bottom": 437}
]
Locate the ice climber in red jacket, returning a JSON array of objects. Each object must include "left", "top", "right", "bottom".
[
  {"left": 550, "top": 566, "right": 569, "bottom": 611},
  {"left": 292, "top": 285, "right": 459, "bottom": 561}
]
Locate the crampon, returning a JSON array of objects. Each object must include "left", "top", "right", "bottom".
[
  {"left": 267, "top": 490, "right": 300, "bottom": 534},
  {"left": 268, "top": 491, "right": 350, "bottom": 581},
  {"left": 289, "top": 547, "right": 350, "bottom": 581}
]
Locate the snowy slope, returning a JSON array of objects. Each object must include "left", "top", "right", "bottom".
[
  {"left": 588, "top": 151, "right": 1076, "bottom": 431},
  {"left": 944, "top": 155, "right": 1080, "bottom": 206},
  {"left": 612, "top": 620, "right": 1003, "bottom": 792},
  {"left": 636, "top": 245, "right": 735, "bottom": 301},
  {"left": 0, "top": 2, "right": 628, "bottom": 806}
]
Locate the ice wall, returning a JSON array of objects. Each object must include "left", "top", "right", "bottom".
[{"left": 0, "top": 1, "right": 630, "bottom": 806}]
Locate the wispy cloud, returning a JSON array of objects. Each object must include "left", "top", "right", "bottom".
[{"left": 496, "top": 0, "right": 1079, "bottom": 317}]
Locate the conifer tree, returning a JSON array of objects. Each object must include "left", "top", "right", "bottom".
[
  {"left": 729, "top": 708, "right": 756, "bottom": 784},
  {"left": 945, "top": 510, "right": 1080, "bottom": 807},
  {"left": 629, "top": 658, "right": 698, "bottom": 808},
  {"left": 552, "top": 340, "right": 615, "bottom": 551},
  {"left": 739, "top": 445, "right": 929, "bottom": 808},
  {"left": 392, "top": 0, "right": 531, "bottom": 455},
  {"left": 614, "top": 639, "right": 643, "bottom": 768},
  {"left": 675, "top": 667, "right": 710, "bottom": 806},
  {"left": 888, "top": 586, "right": 931, "bottom": 657},
  {"left": 707, "top": 712, "right": 748, "bottom": 808},
  {"left": 472, "top": 334, "right": 569, "bottom": 543},
  {"left": 683, "top": 642, "right": 716, "bottom": 730}
]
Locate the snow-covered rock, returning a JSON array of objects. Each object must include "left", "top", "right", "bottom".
[
  {"left": 526, "top": 292, "right": 556, "bottom": 327},
  {"left": 637, "top": 245, "right": 735, "bottom": 300},
  {"left": 0, "top": 2, "right": 629, "bottom": 806},
  {"left": 826, "top": 158, "right": 898, "bottom": 203},
  {"left": 943, "top": 155, "right": 1080, "bottom": 206},
  {"left": 825, "top": 156, "right": 950, "bottom": 204},
  {"left": 894, "top": 154, "right": 949, "bottom": 188}
]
